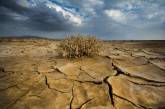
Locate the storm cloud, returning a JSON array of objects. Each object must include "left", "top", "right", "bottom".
[{"left": 0, "top": 0, "right": 165, "bottom": 39}]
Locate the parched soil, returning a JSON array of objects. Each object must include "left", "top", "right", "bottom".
[{"left": 0, "top": 39, "right": 165, "bottom": 109}]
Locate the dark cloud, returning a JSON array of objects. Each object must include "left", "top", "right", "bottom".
[
  {"left": 0, "top": 0, "right": 72, "bottom": 34},
  {"left": 0, "top": 0, "right": 165, "bottom": 39},
  {"left": 0, "top": 0, "right": 29, "bottom": 14}
]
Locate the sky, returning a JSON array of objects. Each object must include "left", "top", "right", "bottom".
[{"left": 0, "top": 0, "right": 165, "bottom": 40}]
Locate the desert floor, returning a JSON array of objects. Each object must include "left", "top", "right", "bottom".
[{"left": 0, "top": 39, "right": 165, "bottom": 109}]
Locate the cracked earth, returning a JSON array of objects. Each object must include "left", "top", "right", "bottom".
[{"left": 0, "top": 39, "right": 165, "bottom": 109}]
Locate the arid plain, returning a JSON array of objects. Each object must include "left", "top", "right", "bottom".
[{"left": 0, "top": 38, "right": 165, "bottom": 109}]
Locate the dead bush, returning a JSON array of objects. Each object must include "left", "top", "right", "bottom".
[{"left": 58, "top": 34, "right": 101, "bottom": 58}]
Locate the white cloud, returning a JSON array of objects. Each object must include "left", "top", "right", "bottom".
[
  {"left": 116, "top": 0, "right": 165, "bottom": 22},
  {"left": 105, "top": 9, "right": 127, "bottom": 24},
  {"left": 117, "top": 2, "right": 133, "bottom": 10},
  {"left": 147, "top": 12, "right": 158, "bottom": 19},
  {"left": 46, "top": 2, "right": 83, "bottom": 26},
  {"left": 17, "top": 0, "right": 37, "bottom": 7},
  {"left": 13, "top": 14, "right": 29, "bottom": 21},
  {"left": 117, "top": 0, "right": 142, "bottom": 11},
  {"left": 81, "top": 0, "right": 104, "bottom": 16},
  {"left": 88, "top": 0, "right": 104, "bottom": 6}
]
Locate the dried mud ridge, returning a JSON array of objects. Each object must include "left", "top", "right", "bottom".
[{"left": 0, "top": 40, "right": 165, "bottom": 109}]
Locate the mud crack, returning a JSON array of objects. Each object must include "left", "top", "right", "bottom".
[
  {"left": 80, "top": 66, "right": 97, "bottom": 79},
  {"left": 113, "top": 93, "right": 148, "bottom": 109},
  {"left": 69, "top": 79, "right": 102, "bottom": 85},
  {"left": 54, "top": 67, "right": 67, "bottom": 76},
  {"left": 0, "top": 76, "right": 39, "bottom": 92},
  {"left": 44, "top": 75, "right": 69, "bottom": 93},
  {"left": 103, "top": 76, "right": 114, "bottom": 106},
  {"left": 6, "top": 89, "right": 30, "bottom": 109},
  {"left": 0, "top": 84, "right": 18, "bottom": 92},
  {"left": 69, "top": 83, "right": 75, "bottom": 109},
  {"left": 76, "top": 98, "right": 94, "bottom": 109},
  {"left": 128, "top": 80, "right": 165, "bottom": 87},
  {"left": 112, "top": 62, "right": 165, "bottom": 83}
]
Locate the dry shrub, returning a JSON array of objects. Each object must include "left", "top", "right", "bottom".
[{"left": 58, "top": 34, "right": 101, "bottom": 58}]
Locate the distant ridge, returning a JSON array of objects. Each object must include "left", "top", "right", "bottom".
[
  {"left": 0, "top": 36, "right": 47, "bottom": 39},
  {"left": 0, "top": 36, "right": 61, "bottom": 41}
]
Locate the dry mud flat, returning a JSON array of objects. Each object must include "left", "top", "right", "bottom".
[{"left": 0, "top": 39, "right": 165, "bottom": 109}]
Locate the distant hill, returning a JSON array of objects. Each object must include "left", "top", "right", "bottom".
[{"left": 0, "top": 36, "right": 61, "bottom": 41}]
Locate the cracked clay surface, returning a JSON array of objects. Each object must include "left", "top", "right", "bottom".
[{"left": 0, "top": 39, "right": 165, "bottom": 109}]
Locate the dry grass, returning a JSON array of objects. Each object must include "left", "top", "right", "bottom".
[{"left": 58, "top": 34, "right": 101, "bottom": 58}]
